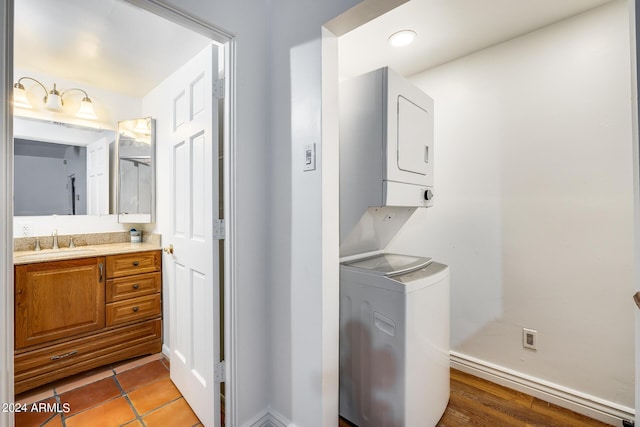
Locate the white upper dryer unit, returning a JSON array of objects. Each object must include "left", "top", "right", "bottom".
[{"left": 340, "top": 67, "right": 434, "bottom": 244}]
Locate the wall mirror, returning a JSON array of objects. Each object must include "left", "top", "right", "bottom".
[
  {"left": 13, "top": 116, "right": 115, "bottom": 216},
  {"left": 117, "top": 117, "right": 156, "bottom": 224}
]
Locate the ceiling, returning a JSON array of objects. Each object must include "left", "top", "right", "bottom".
[
  {"left": 339, "top": 0, "right": 616, "bottom": 80},
  {"left": 14, "top": 0, "right": 211, "bottom": 97},
  {"left": 14, "top": 0, "right": 618, "bottom": 96}
]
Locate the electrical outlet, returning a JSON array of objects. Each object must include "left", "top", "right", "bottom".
[
  {"left": 21, "top": 223, "right": 32, "bottom": 237},
  {"left": 523, "top": 328, "right": 537, "bottom": 351}
]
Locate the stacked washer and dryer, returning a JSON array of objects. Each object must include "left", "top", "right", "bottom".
[{"left": 339, "top": 67, "right": 450, "bottom": 427}]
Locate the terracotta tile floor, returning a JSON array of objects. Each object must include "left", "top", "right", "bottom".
[{"left": 14, "top": 354, "right": 202, "bottom": 427}]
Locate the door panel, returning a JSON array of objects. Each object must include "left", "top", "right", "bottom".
[
  {"left": 191, "top": 132, "right": 207, "bottom": 240},
  {"left": 397, "top": 95, "right": 429, "bottom": 175},
  {"left": 14, "top": 258, "right": 105, "bottom": 349},
  {"left": 86, "top": 137, "right": 109, "bottom": 215},
  {"left": 149, "top": 43, "right": 220, "bottom": 426}
]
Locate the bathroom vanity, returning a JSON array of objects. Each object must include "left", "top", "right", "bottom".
[{"left": 13, "top": 245, "right": 162, "bottom": 394}]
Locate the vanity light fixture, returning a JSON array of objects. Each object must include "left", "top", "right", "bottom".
[
  {"left": 388, "top": 30, "right": 417, "bottom": 47},
  {"left": 13, "top": 76, "right": 98, "bottom": 120},
  {"left": 133, "top": 118, "right": 151, "bottom": 135}
]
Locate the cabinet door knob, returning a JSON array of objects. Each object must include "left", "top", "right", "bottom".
[
  {"left": 132, "top": 307, "right": 139, "bottom": 312},
  {"left": 133, "top": 261, "right": 139, "bottom": 267},
  {"left": 132, "top": 284, "right": 139, "bottom": 290}
]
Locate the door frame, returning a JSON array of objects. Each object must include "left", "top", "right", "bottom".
[
  {"left": 631, "top": 0, "right": 640, "bottom": 420},
  {"left": 0, "top": 1, "right": 239, "bottom": 425},
  {"left": 1, "top": 1, "right": 14, "bottom": 426}
]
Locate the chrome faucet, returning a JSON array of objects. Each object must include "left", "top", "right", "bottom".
[{"left": 52, "top": 230, "right": 59, "bottom": 250}]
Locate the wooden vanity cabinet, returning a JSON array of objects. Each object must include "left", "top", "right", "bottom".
[
  {"left": 15, "top": 257, "right": 106, "bottom": 350},
  {"left": 14, "top": 250, "right": 162, "bottom": 394}
]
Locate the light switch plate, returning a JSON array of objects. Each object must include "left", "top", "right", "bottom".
[{"left": 304, "top": 143, "right": 316, "bottom": 171}]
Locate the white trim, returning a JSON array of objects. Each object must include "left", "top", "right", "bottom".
[
  {"left": 161, "top": 343, "right": 171, "bottom": 359},
  {"left": 320, "top": 26, "right": 341, "bottom": 427},
  {"left": 123, "top": 0, "right": 234, "bottom": 42},
  {"left": 266, "top": 408, "right": 291, "bottom": 427},
  {"left": 627, "top": 0, "right": 640, "bottom": 420},
  {"left": 223, "top": 35, "right": 238, "bottom": 427},
  {"left": 450, "top": 351, "right": 634, "bottom": 427},
  {"left": 243, "top": 408, "right": 270, "bottom": 427},
  {"left": 243, "top": 408, "right": 292, "bottom": 427},
  {"left": 242, "top": 409, "right": 271, "bottom": 427},
  {"left": 1, "top": 1, "right": 14, "bottom": 427}
]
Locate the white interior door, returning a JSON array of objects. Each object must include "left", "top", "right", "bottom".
[
  {"left": 164, "top": 43, "right": 221, "bottom": 427},
  {"left": 86, "top": 136, "right": 109, "bottom": 215}
]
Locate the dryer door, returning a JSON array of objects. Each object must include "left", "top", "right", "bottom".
[
  {"left": 384, "top": 68, "right": 434, "bottom": 189},
  {"left": 397, "top": 95, "right": 430, "bottom": 175}
]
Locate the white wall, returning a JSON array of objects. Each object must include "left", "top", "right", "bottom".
[
  {"left": 268, "top": 1, "right": 371, "bottom": 425},
  {"left": 389, "top": 0, "right": 635, "bottom": 409}
]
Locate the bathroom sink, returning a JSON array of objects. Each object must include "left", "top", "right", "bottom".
[{"left": 14, "top": 248, "right": 98, "bottom": 262}]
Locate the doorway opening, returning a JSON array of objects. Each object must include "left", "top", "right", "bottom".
[{"left": 8, "top": 0, "right": 235, "bottom": 426}]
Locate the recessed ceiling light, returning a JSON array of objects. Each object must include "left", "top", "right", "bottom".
[{"left": 388, "top": 30, "right": 416, "bottom": 47}]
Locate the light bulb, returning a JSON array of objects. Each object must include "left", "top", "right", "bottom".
[
  {"left": 388, "top": 30, "right": 416, "bottom": 47},
  {"left": 13, "top": 83, "right": 31, "bottom": 109},
  {"left": 76, "top": 97, "right": 97, "bottom": 120}
]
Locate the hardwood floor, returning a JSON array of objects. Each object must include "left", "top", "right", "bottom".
[{"left": 339, "top": 369, "right": 613, "bottom": 427}]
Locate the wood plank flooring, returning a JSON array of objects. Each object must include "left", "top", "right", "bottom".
[{"left": 339, "top": 369, "right": 613, "bottom": 427}]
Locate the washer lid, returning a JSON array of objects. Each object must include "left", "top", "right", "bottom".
[{"left": 341, "top": 253, "right": 432, "bottom": 276}]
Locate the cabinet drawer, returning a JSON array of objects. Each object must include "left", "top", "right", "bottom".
[
  {"left": 15, "top": 319, "right": 161, "bottom": 394},
  {"left": 106, "top": 294, "right": 161, "bottom": 326},
  {"left": 107, "top": 272, "right": 161, "bottom": 302},
  {"left": 106, "top": 251, "right": 161, "bottom": 278}
]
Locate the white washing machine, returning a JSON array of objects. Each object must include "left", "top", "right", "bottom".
[{"left": 339, "top": 253, "right": 450, "bottom": 427}]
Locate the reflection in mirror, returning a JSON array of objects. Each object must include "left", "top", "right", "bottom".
[
  {"left": 13, "top": 117, "right": 115, "bottom": 216},
  {"left": 117, "top": 117, "right": 156, "bottom": 224}
]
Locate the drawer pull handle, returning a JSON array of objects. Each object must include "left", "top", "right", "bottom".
[
  {"left": 132, "top": 284, "right": 139, "bottom": 289},
  {"left": 51, "top": 350, "right": 78, "bottom": 361},
  {"left": 132, "top": 307, "right": 139, "bottom": 312},
  {"left": 133, "top": 261, "right": 140, "bottom": 267}
]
